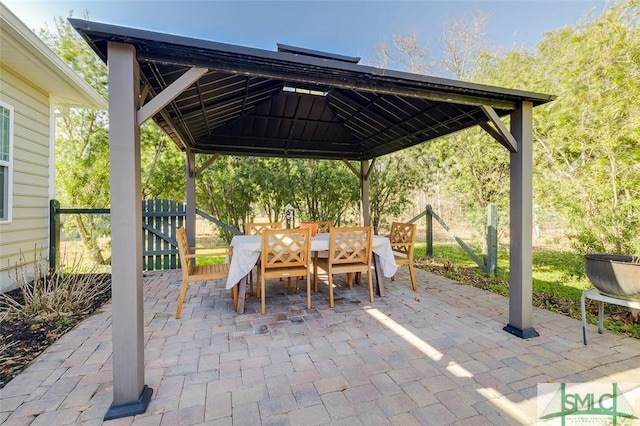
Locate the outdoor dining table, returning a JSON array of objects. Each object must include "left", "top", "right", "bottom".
[{"left": 226, "top": 232, "right": 398, "bottom": 313}]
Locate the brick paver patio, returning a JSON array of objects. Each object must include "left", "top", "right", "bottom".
[{"left": 1, "top": 266, "right": 639, "bottom": 425}]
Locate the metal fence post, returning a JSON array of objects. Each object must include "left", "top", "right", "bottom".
[
  {"left": 49, "top": 199, "right": 60, "bottom": 271},
  {"left": 486, "top": 204, "right": 498, "bottom": 275},
  {"left": 426, "top": 204, "right": 433, "bottom": 257}
]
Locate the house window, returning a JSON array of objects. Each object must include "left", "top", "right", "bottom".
[{"left": 0, "top": 102, "right": 13, "bottom": 222}]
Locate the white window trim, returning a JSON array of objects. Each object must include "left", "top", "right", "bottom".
[{"left": 0, "top": 101, "right": 14, "bottom": 223}]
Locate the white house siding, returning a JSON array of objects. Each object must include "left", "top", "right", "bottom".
[{"left": 0, "top": 65, "right": 51, "bottom": 292}]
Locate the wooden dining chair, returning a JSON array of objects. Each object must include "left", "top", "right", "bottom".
[
  {"left": 310, "top": 220, "right": 333, "bottom": 265},
  {"left": 175, "top": 227, "right": 234, "bottom": 319},
  {"left": 389, "top": 221, "right": 418, "bottom": 291},
  {"left": 313, "top": 226, "right": 373, "bottom": 308},
  {"left": 245, "top": 222, "right": 283, "bottom": 235},
  {"left": 245, "top": 221, "right": 283, "bottom": 296},
  {"left": 260, "top": 228, "right": 312, "bottom": 315},
  {"left": 316, "top": 221, "right": 333, "bottom": 233}
]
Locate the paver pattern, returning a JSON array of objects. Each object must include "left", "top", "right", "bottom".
[{"left": 1, "top": 266, "right": 639, "bottom": 425}]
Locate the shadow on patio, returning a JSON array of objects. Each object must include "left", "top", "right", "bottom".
[{"left": 1, "top": 267, "right": 639, "bottom": 425}]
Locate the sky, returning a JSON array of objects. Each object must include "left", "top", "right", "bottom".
[{"left": 4, "top": 0, "right": 607, "bottom": 68}]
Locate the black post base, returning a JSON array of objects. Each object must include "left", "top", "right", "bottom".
[
  {"left": 104, "top": 385, "right": 153, "bottom": 421},
  {"left": 503, "top": 324, "right": 539, "bottom": 339}
]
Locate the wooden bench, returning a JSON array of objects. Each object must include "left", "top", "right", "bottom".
[{"left": 175, "top": 227, "right": 235, "bottom": 319}]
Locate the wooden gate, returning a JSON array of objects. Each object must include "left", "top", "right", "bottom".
[
  {"left": 142, "top": 199, "right": 185, "bottom": 270},
  {"left": 50, "top": 199, "right": 237, "bottom": 271}
]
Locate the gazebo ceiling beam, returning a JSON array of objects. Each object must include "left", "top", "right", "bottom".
[
  {"left": 195, "top": 146, "right": 363, "bottom": 160},
  {"left": 174, "top": 82, "right": 283, "bottom": 122},
  {"left": 356, "top": 101, "right": 447, "bottom": 146},
  {"left": 157, "top": 110, "right": 189, "bottom": 150},
  {"left": 194, "top": 153, "right": 220, "bottom": 176},
  {"left": 194, "top": 80, "right": 212, "bottom": 133},
  {"left": 197, "top": 133, "right": 357, "bottom": 149},
  {"left": 137, "top": 67, "right": 208, "bottom": 125},
  {"left": 480, "top": 105, "right": 518, "bottom": 152},
  {"left": 195, "top": 136, "right": 363, "bottom": 158},
  {"left": 145, "top": 63, "right": 199, "bottom": 147},
  {"left": 240, "top": 113, "right": 342, "bottom": 125},
  {"left": 329, "top": 91, "right": 408, "bottom": 142},
  {"left": 137, "top": 53, "right": 519, "bottom": 111}
]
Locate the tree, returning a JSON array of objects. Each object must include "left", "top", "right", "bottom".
[
  {"left": 251, "top": 157, "right": 294, "bottom": 223},
  {"left": 196, "top": 156, "right": 257, "bottom": 242},
  {"left": 437, "top": 11, "right": 492, "bottom": 80},
  {"left": 374, "top": 32, "right": 432, "bottom": 74},
  {"left": 41, "top": 13, "right": 186, "bottom": 263},
  {"left": 469, "top": 1, "right": 640, "bottom": 253},
  {"left": 40, "top": 14, "right": 110, "bottom": 264},
  {"left": 290, "top": 159, "right": 360, "bottom": 225},
  {"left": 140, "top": 124, "right": 185, "bottom": 201},
  {"left": 416, "top": 11, "right": 507, "bottom": 237},
  {"left": 368, "top": 150, "right": 431, "bottom": 234},
  {"left": 531, "top": 0, "right": 640, "bottom": 253}
]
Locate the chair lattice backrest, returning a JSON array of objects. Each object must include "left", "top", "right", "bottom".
[
  {"left": 261, "top": 228, "right": 311, "bottom": 270},
  {"left": 389, "top": 222, "right": 417, "bottom": 257},
  {"left": 317, "top": 221, "right": 333, "bottom": 233},
  {"left": 329, "top": 226, "right": 373, "bottom": 265},
  {"left": 245, "top": 222, "right": 282, "bottom": 235}
]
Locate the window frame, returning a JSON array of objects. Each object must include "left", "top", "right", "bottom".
[{"left": 0, "top": 101, "right": 14, "bottom": 223}]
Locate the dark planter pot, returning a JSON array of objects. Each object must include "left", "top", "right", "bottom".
[{"left": 585, "top": 254, "right": 640, "bottom": 299}]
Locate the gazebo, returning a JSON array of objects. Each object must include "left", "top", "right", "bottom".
[{"left": 71, "top": 18, "right": 554, "bottom": 420}]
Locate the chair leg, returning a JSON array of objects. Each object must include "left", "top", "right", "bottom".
[
  {"left": 175, "top": 278, "right": 189, "bottom": 319},
  {"left": 346, "top": 273, "right": 353, "bottom": 289},
  {"left": 249, "top": 269, "right": 254, "bottom": 296},
  {"left": 409, "top": 264, "right": 417, "bottom": 291},
  {"left": 305, "top": 271, "right": 312, "bottom": 309},
  {"left": 261, "top": 275, "right": 267, "bottom": 315},
  {"left": 313, "top": 262, "right": 318, "bottom": 292},
  {"left": 312, "top": 253, "right": 318, "bottom": 293},
  {"left": 366, "top": 270, "right": 374, "bottom": 303},
  {"left": 231, "top": 285, "right": 238, "bottom": 311},
  {"left": 328, "top": 273, "right": 335, "bottom": 308}
]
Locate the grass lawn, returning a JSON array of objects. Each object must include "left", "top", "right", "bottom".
[
  {"left": 196, "top": 253, "right": 228, "bottom": 266},
  {"left": 414, "top": 243, "right": 640, "bottom": 339}
]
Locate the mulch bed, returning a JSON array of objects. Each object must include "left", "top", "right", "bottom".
[{"left": 0, "top": 274, "right": 111, "bottom": 389}]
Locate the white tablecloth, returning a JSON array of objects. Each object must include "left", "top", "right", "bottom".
[{"left": 225, "top": 233, "right": 397, "bottom": 289}]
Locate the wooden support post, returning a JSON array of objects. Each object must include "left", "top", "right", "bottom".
[
  {"left": 104, "top": 41, "right": 152, "bottom": 420},
  {"left": 185, "top": 149, "right": 196, "bottom": 247},
  {"left": 360, "top": 160, "right": 371, "bottom": 226},
  {"left": 426, "top": 205, "right": 433, "bottom": 257},
  {"left": 486, "top": 204, "right": 498, "bottom": 275},
  {"left": 504, "top": 101, "right": 539, "bottom": 339}
]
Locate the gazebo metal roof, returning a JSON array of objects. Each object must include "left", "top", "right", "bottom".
[{"left": 70, "top": 18, "right": 553, "bottom": 161}]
